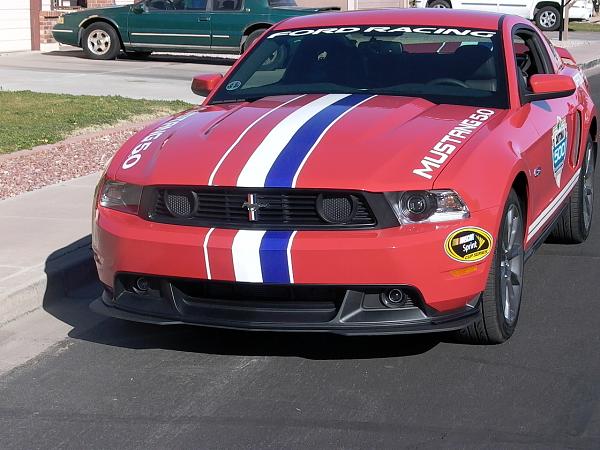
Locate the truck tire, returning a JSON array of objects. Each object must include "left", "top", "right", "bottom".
[{"left": 535, "top": 5, "right": 561, "bottom": 32}]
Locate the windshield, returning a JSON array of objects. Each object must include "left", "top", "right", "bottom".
[
  {"left": 268, "top": 0, "right": 298, "bottom": 6},
  {"left": 210, "top": 25, "right": 508, "bottom": 109}
]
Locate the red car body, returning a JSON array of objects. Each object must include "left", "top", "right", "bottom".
[{"left": 91, "top": 9, "right": 597, "bottom": 339}]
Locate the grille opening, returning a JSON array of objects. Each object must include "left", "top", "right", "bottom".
[{"left": 147, "top": 187, "right": 378, "bottom": 230}]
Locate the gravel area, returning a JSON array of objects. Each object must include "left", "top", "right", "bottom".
[{"left": 0, "top": 122, "right": 153, "bottom": 200}]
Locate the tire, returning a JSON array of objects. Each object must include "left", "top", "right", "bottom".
[
  {"left": 549, "top": 136, "right": 595, "bottom": 244},
  {"left": 535, "top": 5, "right": 561, "bottom": 32},
  {"left": 243, "top": 29, "right": 267, "bottom": 53},
  {"left": 124, "top": 50, "right": 152, "bottom": 60},
  {"left": 428, "top": 0, "right": 452, "bottom": 7},
  {"left": 82, "top": 22, "right": 121, "bottom": 60},
  {"left": 458, "top": 190, "right": 525, "bottom": 344}
]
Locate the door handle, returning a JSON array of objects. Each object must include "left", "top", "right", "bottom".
[{"left": 198, "top": 16, "right": 210, "bottom": 22}]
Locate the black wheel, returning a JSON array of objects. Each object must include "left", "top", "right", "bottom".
[
  {"left": 124, "top": 50, "right": 152, "bottom": 60},
  {"left": 458, "top": 190, "right": 525, "bottom": 344},
  {"left": 550, "top": 136, "right": 595, "bottom": 244},
  {"left": 82, "top": 22, "right": 121, "bottom": 60},
  {"left": 428, "top": 0, "right": 452, "bottom": 8},
  {"left": 243, "top": 29, "right": 267, "bottom": 52},
  {"left": 535, "top": 5, "right": 561, "bottom": 32}
]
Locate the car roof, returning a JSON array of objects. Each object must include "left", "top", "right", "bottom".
[{"left": 274, "top": 8, "right": 506, "bottom": 31}]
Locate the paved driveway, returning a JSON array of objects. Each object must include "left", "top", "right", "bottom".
[{"left": 0, "top": 48, "right": 233, "bottom": 104}]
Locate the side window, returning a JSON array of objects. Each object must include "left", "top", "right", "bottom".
[
  {"left": 184, "top": 0, "right": 208, "bottom": 9},
  {"left": 512, "top": 29, "right": 552, "bottom": 95},
  {"left": 212, "top": 0, "right": 242, "bottom": 10}
]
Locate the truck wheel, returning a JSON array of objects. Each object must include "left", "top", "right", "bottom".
[
  {"left": 428, "top": 0, "right": 452, "bottom": 7},
  {"left": 243, "top": 29, "right": 267, "bottom": 53},
  {"left": 549, "top": 136, "right": 595, "bottom": 244},
  {"left": 457, "top": 190, "right": 525, "bottom": 344},
  {"left": 535, "top": 5, "right": 561, "bottom": 32},
  {"left": 82, "top": 22, "right": 121, "bottom": 60}
]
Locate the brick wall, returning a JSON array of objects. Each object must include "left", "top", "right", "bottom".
[
  {"left": 40, "top": 10, "right": 62, "bottom": 46},
  {"left": 87, "top": 0, "right": 115, "bottom": 7}
]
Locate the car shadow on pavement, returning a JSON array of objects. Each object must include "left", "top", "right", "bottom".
[
  {"left": 42, "top": 49, "right": 236, "bottom": 66},
  {"left": 42, "top": 236, "right": 444, "bottom": 360}
]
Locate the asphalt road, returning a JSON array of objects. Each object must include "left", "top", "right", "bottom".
[
  {"left": 2, "top": 77, "right": 600, "bottom": 450},
  {"left": 0, "top": 48, "right": 233, "bottom": 104}
]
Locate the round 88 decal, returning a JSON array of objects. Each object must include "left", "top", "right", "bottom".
[{"left": 445, "top": 227, "right": 493, "bottom": 263}]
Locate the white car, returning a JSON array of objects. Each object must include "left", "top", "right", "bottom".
[{"left": 414, "top": 0, "right": 594, "bottom": 31}]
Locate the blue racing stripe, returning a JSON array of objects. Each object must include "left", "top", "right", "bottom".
[
  {"left": 259, "top": 231, "right": 294, "bottom": 283},
  {"left": 264, "top": 94, "right": 370, "bottom": 188}
]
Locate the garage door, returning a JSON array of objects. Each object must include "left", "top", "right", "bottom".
[{"left": 0, "top": 0, "right": 31, "bottom": 52}]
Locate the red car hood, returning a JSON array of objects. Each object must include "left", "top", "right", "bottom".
[{"left": 114, "top": 94, "right": 505, "bottom": 192}]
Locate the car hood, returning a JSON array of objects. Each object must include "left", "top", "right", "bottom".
[
  {"left": 113, "top": 94, "right": 505, "bottom": 192},
  {"left": 64, "top": 5, "right": 129, "bottom": 18}
]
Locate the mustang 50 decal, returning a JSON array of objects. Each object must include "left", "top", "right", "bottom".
[
  {"left": 445, "top": 227, "right": 493, "bottom": 263},
  {"left": 552, "top": 116, "right": 568, "bottom": 187},
  {"left": 268, "top": 27, "right": 496, "bottom": 39},
  {"left": 122, "top": 111, "right": 196, "bottom": 170},
  {"left": 413, "top": 109, "right": 495, "bottom": 180}
]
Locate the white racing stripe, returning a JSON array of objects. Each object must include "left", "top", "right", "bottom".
[
  {"left": 232, "top": 230, "right": 266, "bottom": 282},
  {"left": 527, "top": 169, "right": 581, "bottom": 241},
  {"left": 208, "top": 95, "right": 305, "bottom": 186},
  {"left": 286, "top": 230, "right": 297, "bottom": 283},
  {"left": 202, "top": 227, "right": 215, "bottom": 280},
  {"left": 237, "top": 94, "right": 349, "bottom": 187}
]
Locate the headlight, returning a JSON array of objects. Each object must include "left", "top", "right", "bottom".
[
  {"left": 384, "top": 190, "right": 469, "bottom": 224},
  {"left": 56, "top": 16, "right": 64, "bottom": 24},
  {"left": 99, "top": 180, "right": 142, "bottom": 215}
]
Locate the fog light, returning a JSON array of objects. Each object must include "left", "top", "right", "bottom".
[
  {"left": 135, "top": 277, "right": 149, "bottom": 293},
  {"left": 381, "top": 289, "right": 406, "bottom": 308}
]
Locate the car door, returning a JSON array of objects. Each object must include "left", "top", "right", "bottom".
[
  {"left": 207, "top": 0, "right": 250, "bottom": 51},
  {"left": 452, "top": 0, "right": 498, "bottom": 13},
  {"left": 496, "top": 0, "right": 533, "bottom": 19},
  {"left": 127, "top": 0, "right": 211, "bottom": 51},
  {"left": 511, "top": 26, "right": 579, "bottom": 232}
]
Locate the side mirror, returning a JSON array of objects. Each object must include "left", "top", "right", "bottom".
[
  {"left": 555, "top": 46, "right": 576, "bottom": 64},
  {"left": 191, "top": 73, "right": 223, "bottom": 97},
  {"left": 525, "top": 74, "right": 576, "bottom": 102}
]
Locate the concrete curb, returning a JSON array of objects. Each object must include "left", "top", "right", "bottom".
[
  {"left": 581, "top": 58, "right": 600, "bottom": 72},
  {"left": 0, "top": 237, "right": 97, "bottom": 327}
]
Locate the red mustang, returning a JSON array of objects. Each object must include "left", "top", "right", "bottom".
[{"left": 91, "top": 9, "right": 596, "bottom": 344}]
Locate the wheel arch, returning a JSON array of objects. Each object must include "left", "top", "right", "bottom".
[
  {"left": 78, "top": 17, "right": 124, "bottom": 50},
  {"left": 534, "top": 1, "right": 561, "bottom": 15},
  {"left": 511, "top": 171, "right": 529, "bottom": 226},
  {"left": 589, "top": 115, "right": 597, "bottom": 142}
]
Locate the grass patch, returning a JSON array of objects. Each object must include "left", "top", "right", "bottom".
[
  {"left": 0, "top": 91, "right": 192, "bottom": 153},
  {"left": 569, "top": 21, "right": 600, "bottom": 32}
]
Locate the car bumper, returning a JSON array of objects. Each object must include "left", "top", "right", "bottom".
[
  {"left": 91, "top": 280, "right": 482, "bottom": 335},
  {"left": 52, "top": 26, "right": 78, "bottom": 46},
  {"left": 93, "top": 204, "right": 500, "bottom": 315}
]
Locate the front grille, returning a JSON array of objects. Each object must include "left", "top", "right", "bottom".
[{"left": 145, "top": 187, "right": 379, "bottom": 230}]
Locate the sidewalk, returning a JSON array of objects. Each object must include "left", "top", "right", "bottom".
[{"left": 0, "top": 173, "right": 100, "bottom": 325}]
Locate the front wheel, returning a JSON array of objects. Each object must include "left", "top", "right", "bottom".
[
  {"left": 549, "top": 136, "right": 595, "bottom": 244},
  {"left": 535, "top": 5, "right": 561, "bottom": 32},
  {"left": 458, "top": 190, "right": 525, "bottom": 344},
  {"left": 428, "top": 0, "right": 452, "bottom": 7},
  {"left": 82, "top": 22, "right": 121, "bottom": 60}
]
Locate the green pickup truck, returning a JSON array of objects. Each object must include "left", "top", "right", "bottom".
[{"left": 52, "top": 0, "right": 338, "bottom": 60}]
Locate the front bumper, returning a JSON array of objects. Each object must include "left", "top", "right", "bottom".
[
  {"left": 91, "top": 276, "right": 481, "bottom": 335},
  {"left": 93, "top": 206, "right": 500, "bottom": 313}
]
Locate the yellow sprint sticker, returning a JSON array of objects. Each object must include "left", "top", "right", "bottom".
[{"left": 445, "top": 227, "right": 493, "bottom": 263}]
